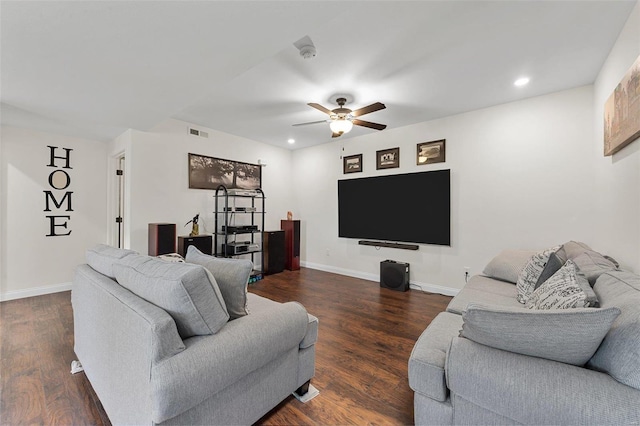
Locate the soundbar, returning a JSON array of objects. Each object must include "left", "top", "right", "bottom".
[{"left": 358, "top": 240, "right": 419, "bottom": 250}]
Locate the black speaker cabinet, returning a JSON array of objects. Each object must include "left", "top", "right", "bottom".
[
  {"left": 178, "top": 234, "right": 212, "bottom": 257},
  {"left": 281, "top": 220, "right": 300, "bottom": 271},
  {"left": 148, "top": 223, "right": 176, "bottom": 256},
  {"left": 263, "top": 230, "right": 285, "bottom": 275},
  {"left": 380, "top": 260, "right": 410, "bottom": 292}
]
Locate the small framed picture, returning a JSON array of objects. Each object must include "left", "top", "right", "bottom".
[
  {"left": 417, "top": 139, "right": 446, "bottom": 165},
  {"left": 376, "top": 147, "right": 400, "bottom": 170},
  {"left": 343, "top": 154, "right": 363, "bottom": 174}
]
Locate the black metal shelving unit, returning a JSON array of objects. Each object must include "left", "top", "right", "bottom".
[{"left": 214, "top": 185, "right": 265, "bottom": 282}]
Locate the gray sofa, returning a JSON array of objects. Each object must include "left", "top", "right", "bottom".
[
  {"left": 72, "top": 245, "right": 317, "bottom": 425},
  {"left": 409, "top": 242, "right": 640, "bottom": 425}
]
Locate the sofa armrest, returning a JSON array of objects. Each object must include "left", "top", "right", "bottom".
[
  {"left": 446, "top": 337, "right": 640, "bottom": 425},
  {"left": 151, "top": 301, "right": 309, "bottom": 423}
]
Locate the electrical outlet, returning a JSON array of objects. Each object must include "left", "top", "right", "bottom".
[{"left": 325, "top": 248, "right": 330, "bottom": 257}]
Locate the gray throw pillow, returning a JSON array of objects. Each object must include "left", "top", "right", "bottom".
[
  {"left": 482, "top": 249, "right": 537, "bottom": 284},
  {"left": 572, "top": 250, "right": 618, "bottom": 286},
  {"left": 559, "top": 240, "right": 592, "bottom": 260},
  {"left": 461, "top": 303, "right": 620, "bottom": 366},
  {"left": 526, "top": 260, "right": 598, "bottom": 309},
  {"left": 86, "top": 243, "right": 137, "bottom": 279},
  {"left": 534, "top": 252, "right": 565, "bottom": 290},
  {"left": 186, "top": 246, "right": 252, "bottom": 319},
  {"left": 113, "top": 254, "right": 229, "bottom": 338},
  {"left": 516, "top": 245, "right": 560, "bottom": 304}
]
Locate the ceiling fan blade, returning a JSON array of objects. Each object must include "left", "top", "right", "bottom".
[
  {"left": 351, "top": 102, "right": 386, "bottom": 117},
  {"left": 292, "top": 120, "right": 327, "bottom": 127},
  {"left": 353, "top": 119, "right": 387, "bottom": 131},
  {"left": 308, "top": 103, "right": 332, "bottom": 115},
  {"left": 332, "top": 132, "right": 343, "bottom": 138}
]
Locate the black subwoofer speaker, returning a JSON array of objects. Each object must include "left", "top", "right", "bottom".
[{"left": 380, "top": 260, "right": 410, "bottom": 291}]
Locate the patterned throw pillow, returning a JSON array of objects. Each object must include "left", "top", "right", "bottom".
[
  {"left": 526, "top": 260, "right": 599, "bottom": 309},
  {"left": 516, "top": 245, "right": 560, "bottom": 304}
]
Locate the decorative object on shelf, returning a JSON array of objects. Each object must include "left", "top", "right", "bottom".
[
  {"left": 189, "top": 153, "right": 261, "bottom": 190},
  {"left": 376, "top": 147, "right": 400, "bottom": 170},
  {"left": 604, "top": 54, "right": 640, "bottom": 156},
  {"left": 184, "top": 213, "right": 200, "bottom": 236},
  {"left": 287, "top": 211, "right": 293, "bottom": 221},
  {"left": 417, "top": 139, "right": 446, "bottom": 165},
  {"left": 343, "top": 153, "right": 363, "bottom": 174}
]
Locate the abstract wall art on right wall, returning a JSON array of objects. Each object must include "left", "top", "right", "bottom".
[{"left": 604, "top": 53, "right": 640, "bottom": 156}]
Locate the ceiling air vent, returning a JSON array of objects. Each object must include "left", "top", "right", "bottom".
[{"left": 188, "top": 128, "right": 209, "bottom": 138}]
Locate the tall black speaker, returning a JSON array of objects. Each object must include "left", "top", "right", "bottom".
[
  {"left": 380, "top": 260, "right": 410, "bottom": 291},
  {"left": 263, "top": 230, "right": 285, "bottom": 275},
  {"left": 148, "top": 223, "right": 176, "bottom": 256}
]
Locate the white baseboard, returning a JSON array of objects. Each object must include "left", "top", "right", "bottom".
[
  {"left": 0, "top": 282, "right": 72, "bottom": 302},
  {"left": 301, "top": 261, "right": 459, "bottom": 297}
]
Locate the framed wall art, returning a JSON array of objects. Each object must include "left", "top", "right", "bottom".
[
  {"left": 376, "top": 147, "right": 400, "bottom": 170},
  {"left": 343, "top": 154, "right": 363, "bottom": 174},
  {"left": 417, "top": 139, "right": 446, "bottom": 165},
  {"left": 188, "top": 153, "right": 261, "bottom": 190},
  {"left": 604, "top": 54, "right": 640, "bottom": 156}
]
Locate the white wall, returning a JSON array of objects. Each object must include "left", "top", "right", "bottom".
[
  {"left": 0, "top": 126, "right": 107, "bottom": 300},
  {"left": 293, "top": 86, "right": 601, "bottom": 293},
  {"left": 593, "top": 0, "right": 640, "bottom": 270},
  {"left": 123, "top": 119, "right": 294, "bottom": 266}
]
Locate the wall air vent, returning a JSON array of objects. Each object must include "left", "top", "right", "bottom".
[{"left": 188, "top": 128, "right": 209, "bottom": 138}]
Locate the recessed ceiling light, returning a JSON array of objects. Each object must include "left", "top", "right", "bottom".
[
  {"left": 287, "top": 139, "right": 295, "bottom": 144},
  {"left": 514, "top": 77, "right": 530, "bottom": 87}
]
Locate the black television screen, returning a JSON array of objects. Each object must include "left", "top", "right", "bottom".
[{"left": 338, "top": 169, "right": 450, "bottom": 246}]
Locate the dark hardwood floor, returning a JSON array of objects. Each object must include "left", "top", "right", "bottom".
[{"left": 0, "top": 268, "right": 451, "bottom": 425}]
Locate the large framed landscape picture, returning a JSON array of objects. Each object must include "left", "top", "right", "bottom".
[
  {"left": 188, "top": 153, "right": 261, "bottom": 190},
  {"left": 604, "top": 54, "right": 640, "bottom": 156}
]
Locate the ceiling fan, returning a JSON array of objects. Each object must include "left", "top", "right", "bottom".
[{"left": 293, "top": 97, "right": 387, "bottom": 138}]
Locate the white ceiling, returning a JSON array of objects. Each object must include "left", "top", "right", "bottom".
[{"left": 1, "top": 1, "right": 636, "bottom": 150}]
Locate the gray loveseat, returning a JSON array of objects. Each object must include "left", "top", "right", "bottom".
[
  {"left": 72, "top": 245, "right": 317, "bottom": 425},
  {"left": 409, "top": 241, "right": 640, "bottom": 425}
]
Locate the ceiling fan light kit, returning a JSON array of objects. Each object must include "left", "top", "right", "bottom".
[
  {"left": 294, "top": 96, "right": 387, "bottom": 138},
  {"left": 329, "top": 119, "right": 353, "bottom": 135}
]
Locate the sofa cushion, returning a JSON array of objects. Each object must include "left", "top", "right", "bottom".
[
  {"left": 482, "top": 249, "right": 537, "bottom": 284},
  {"left": 447, "top": 275, "right": 521, "bottom": 315},
  {"left": 86, "top": 244, "right": 137, "bottom": 279},
  {"left": 516, "top": 245, "right": 560, "bottom": 304},
  {"left": 460, "top": 303, "right": 620, "bottom": 366},
  {"left": 572, "top": 250, "right": 618, "bottom": 286},
  {"left": 588, "top": 271, "right": 640, "bottom": 390},
  {"left": 113, "top": 254, "right": 229, "bottom": 338},
  {"left": 186, "top": 246, "right": 252, "bottom": 319},
  {"left": 534, "top": 252, "right": 564, "bottom": 289},
  {"left": 559, "top": 240, "right": 592, "bottom": 260},
  {"left": 409, "top": 311, "right": 464, "bottom": 402},
  {"left": 526, "top": 260, "right": 598, "bottom": 309}
]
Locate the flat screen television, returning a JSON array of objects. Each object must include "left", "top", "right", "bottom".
[{"left": 338, "top": 169, "right": 450, "bottom": 246}]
